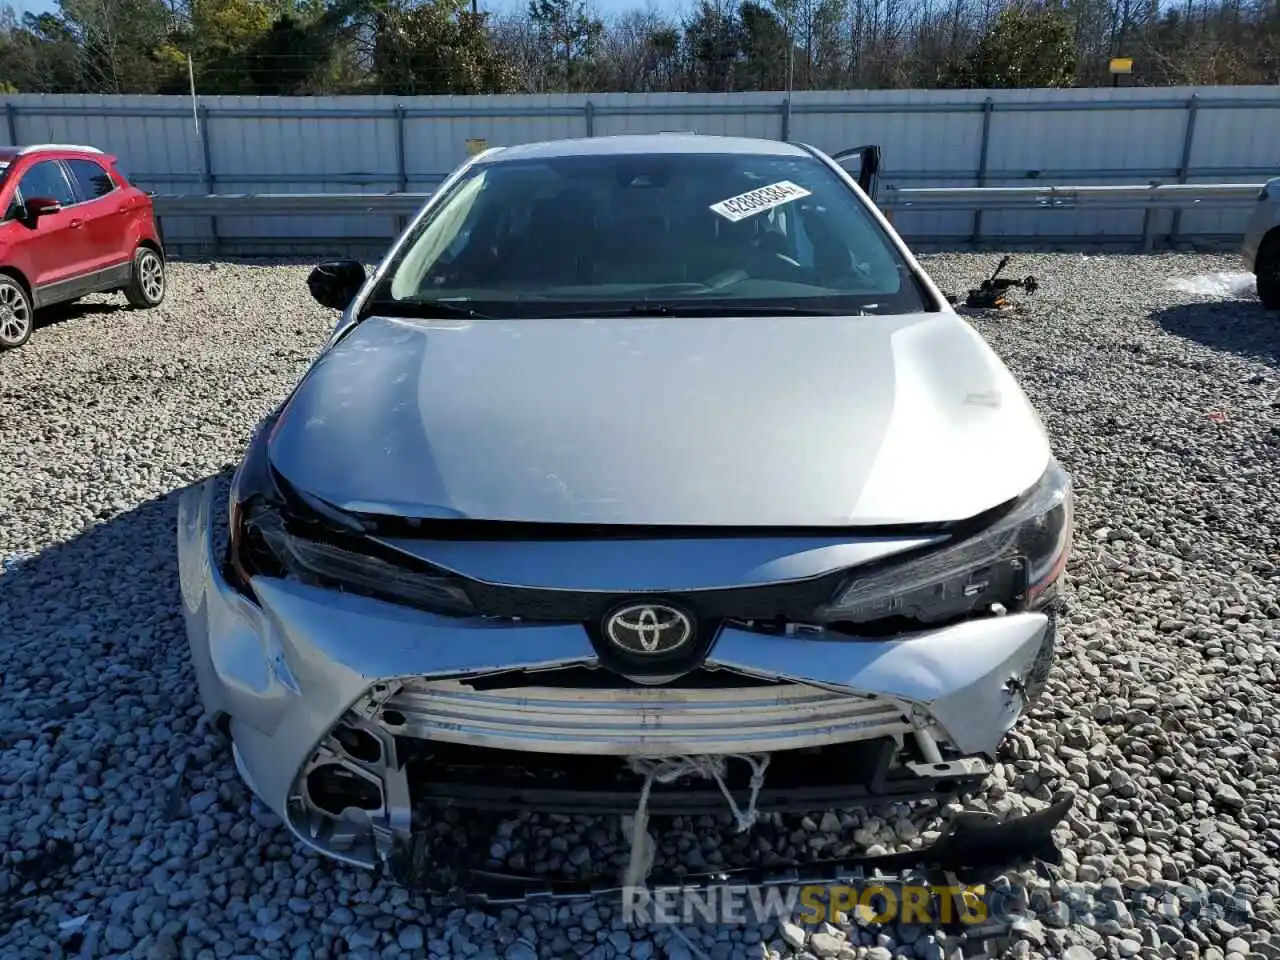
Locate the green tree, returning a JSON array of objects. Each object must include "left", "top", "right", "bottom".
[
  {"left": 681, "top": 0, "right": 741, "bottom": 91},
  {"left": 58, "top": 0, "right": 173, "bottom": 92},
  {"left": 737, "top": 0, "right": 788, "bottom": 89},
  {"left": 943, "top": 1, "right": 1077, "bottom": 88},
  {"left": 155, "top": 0, "right": 276, "bottom": 94},
  {"left": 528, "top": 0, "right": 602, "bottom": 90},
  {"left": 234, "top": 0, "right": 377, "bottom": 95},
  {"left": 373, "top": 0, "right": 516, "bottom": 94},
  {"left": 237, "top": 13, "right": 334, "bottom": 93},
  {"left": 0, "top": 10, "right": 83, "bottom": 92},
  {"left": 645, "top": 25, "right": 680, "bottom": 88}
]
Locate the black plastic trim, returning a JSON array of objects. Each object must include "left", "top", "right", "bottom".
[{"left": 390, "top": 793, "right": 1074, "bottom": 912}]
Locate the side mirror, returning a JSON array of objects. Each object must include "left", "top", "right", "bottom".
[
  {"left": 307, "top": 259, "right": 367, "bottom": 311},
  {"left": 23, "top": 196, "right": 61, "bottom": 221}
]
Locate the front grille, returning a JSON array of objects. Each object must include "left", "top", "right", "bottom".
[
  {"left": 461, "top": 569, "right": 849, "bottom": 623},
  {"left": 375, "top": 674, "right": 911, "bottom": 755}
]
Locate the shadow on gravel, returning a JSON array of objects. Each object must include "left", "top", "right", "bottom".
[
  {"left": 5, "top": 471, "right": 806, "bottom": 931},
  {"left": 0, "top": 470, "right": 233, "bottom": 939},
  {"left": 1152, "top": 300, "right": 1280, "bottom": 367},
  {"left": 169, "top": 255, "right": 377, "bottom": 269},
  {"left": 34, "top": 299, "right": 126, "bottom": 331},
  {"left": 1, "top": 469, "right": 809, "bottom": 934}
]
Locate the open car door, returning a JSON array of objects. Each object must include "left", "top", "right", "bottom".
[{"left": 830, "top": 144, "right": 881, "bottom": 205}]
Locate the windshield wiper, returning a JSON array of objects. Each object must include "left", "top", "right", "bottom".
[
  {"left": 554, "top": 302, "right": 853, "bottom": 318},
  {"left": 366, "top": 298, "right": 492, "bottom": 320}
]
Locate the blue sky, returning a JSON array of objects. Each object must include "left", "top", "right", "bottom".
[{"left": 10, "top": 0, "right": 52, "bottom": 15}]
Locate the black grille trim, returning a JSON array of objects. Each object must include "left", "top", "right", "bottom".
[
  {"left": 461, "top": 570, "right": 849, "bottom": 623},
  {"left": 343, "top": 495, "right": 1021, "bottom": 543},
  {"left": 264, "top": 467, "right": 1028, "bottom": 625}
]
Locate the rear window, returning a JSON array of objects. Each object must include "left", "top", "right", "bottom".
[{"left": 65, "top": 158, "right": 116, "bottom": 200}]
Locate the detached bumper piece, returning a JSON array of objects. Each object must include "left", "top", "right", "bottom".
[
  {"left": 389, "top": 796, "right": 1074, "bottom": 960},
  {"left": 388, "top": 769, "right": 1074, "bottom": 906}
]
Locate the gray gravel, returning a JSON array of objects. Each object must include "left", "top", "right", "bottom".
[{"left": 1, "top": 253, "right": 1278, "bottom": 960}]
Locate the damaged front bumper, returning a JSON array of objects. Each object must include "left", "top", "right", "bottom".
[
  {"left": 402, "top": 794, "right": 1075, "bottom": 906},
  {"left": 178, "top": 477, "right": 1061, "bottom": 889}
]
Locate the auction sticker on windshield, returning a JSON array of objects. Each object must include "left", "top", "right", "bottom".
[{"left": 710, "top": 181, "right": 812, "bottom": 223}]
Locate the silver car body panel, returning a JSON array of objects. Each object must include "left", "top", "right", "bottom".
[
  {"left": 180, "top": 477, "right": 1051, "bottom": 867},
  {"left": 1242, "top": 176, "right": 1280, "bottom": 272},
  {"left": 269, "top": 312, "right": 1050, "bottom": 527}
]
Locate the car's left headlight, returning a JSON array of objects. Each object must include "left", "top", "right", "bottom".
[
  {"left": 816, "top": 459, "right": 1073, "bottom": 630},
  {"left": 224, "top": 408, "right": 477, "bottom": 617}
]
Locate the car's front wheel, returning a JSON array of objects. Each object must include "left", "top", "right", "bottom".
[
  {"left": 0, "top": 275, "right": 33, "bottom": 350},
  {"left": 1258, "top": 232, "right": 1280, "bottom": 311},
  {"left": 125, "top": 246, "right": 166, "bottom": 308}
]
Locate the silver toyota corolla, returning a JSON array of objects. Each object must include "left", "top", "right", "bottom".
[{"left": 177, "top": 134, "right": 1074, "bottom": 890}]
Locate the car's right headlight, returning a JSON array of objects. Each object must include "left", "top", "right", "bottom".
[{"left": 816, "top": 459, "right": 1073, "bottom": 630}]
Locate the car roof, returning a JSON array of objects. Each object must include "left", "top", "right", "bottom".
[
  {"left": 0, "top": 144, "right": 107, "bottom": 162},
  {"left": 475, "top": 134, "right": 815, "bottom": 165}
]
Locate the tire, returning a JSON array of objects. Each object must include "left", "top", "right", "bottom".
[
  {"left": 124, "top": 246, "right": 165, "bottom": 308},
  {"left": 1258, "top": 234, "right": 1280, "bottom": 311},
  {"left": 0, "top": 275, "right": 33, "bottom": 350}
]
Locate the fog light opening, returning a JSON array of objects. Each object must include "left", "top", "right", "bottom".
[
  {"left": 382, "top": 709, "right": 407, "bottom": 728},
  {"left": 307, "top": 762, "right": 384, "bottom": 817},
  {"left": 333, "top": 723, "right": 383, "bottom": 765}
]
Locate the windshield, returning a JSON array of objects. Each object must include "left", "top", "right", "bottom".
[{"left": 370, "top": 150, "right": 930, "bottom": 318}]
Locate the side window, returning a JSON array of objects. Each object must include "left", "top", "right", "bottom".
[
  {"left": 65, "top": 159, "right": 116, "bottom": 202},
  {"left": 1, "top": 162, "right": 17, "bottom": 221},
  {"left": 17, "top": 160, "right": 76, "bottom": 207}
]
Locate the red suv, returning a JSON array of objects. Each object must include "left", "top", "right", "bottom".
[{"left": 0, "top": 144, "right": 166, "bottom": 350}]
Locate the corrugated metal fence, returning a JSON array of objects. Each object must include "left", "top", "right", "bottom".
[{"left": 3, "top": 86, "right": 1278, "bottom": 252}]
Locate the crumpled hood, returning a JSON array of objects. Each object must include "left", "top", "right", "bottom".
[{"left": 267, "top": 312, "right": 1050, "bottom": 526}]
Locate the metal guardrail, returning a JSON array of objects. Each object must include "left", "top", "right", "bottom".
[
  {"left": 882, "top": 182, "right": 1264, "bottom": 207},
  {"left": 880, "top": 182, "right": 1265, "bottom": 249},
  {"left": 153, "top": 192, "right": 431, "bottom": 217},
  {"left": 151, "top": 181, "right": 1267, "bottom": 251}
]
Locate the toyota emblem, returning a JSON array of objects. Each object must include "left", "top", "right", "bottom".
[{"left": 604, "top": 603, "right": 695, "bottom": 656}]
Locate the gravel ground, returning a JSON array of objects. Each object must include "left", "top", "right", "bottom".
[{"left": 1, "top": 252, "right": 1278, "bottom": 960}]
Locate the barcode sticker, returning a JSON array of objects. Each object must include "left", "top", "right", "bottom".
[{"left": 709, "top": 180, "right": 812, "bottom": 223}]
